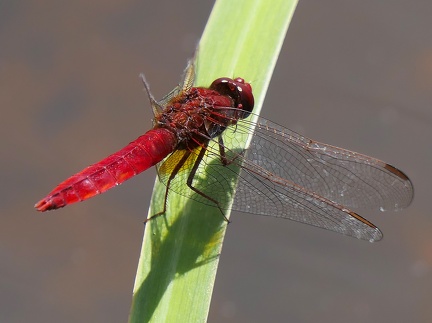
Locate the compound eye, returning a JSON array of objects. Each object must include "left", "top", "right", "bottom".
[
  {"left": 210, "top": 77, "right": 254, "bottom": 119},
  {"left": 233, "top": 78, "right": 254, "bottom": 117}
]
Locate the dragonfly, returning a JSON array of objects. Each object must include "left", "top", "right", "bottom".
[{"left": 35, "top": 59, "right": 413, "bottom": 242}]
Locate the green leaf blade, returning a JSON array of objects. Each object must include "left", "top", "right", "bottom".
[{"left": 129, "top": 1, "right": 298, "bottom": 322}]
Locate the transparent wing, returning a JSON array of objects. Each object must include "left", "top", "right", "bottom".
[
  {"left": 233, "top": 160, "right": 383, "bottom": 241},
  {"left": 155, "top": 111, "right": 413, "bottom": 241},
  {"left": 239, "top": 118, "right": 413, "bottom": 211}
]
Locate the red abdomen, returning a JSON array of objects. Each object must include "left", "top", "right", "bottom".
[{"left": 35, "top": 128, "right": 177, "bottom": 211}]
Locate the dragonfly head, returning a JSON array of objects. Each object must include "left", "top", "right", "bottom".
[{"left": 210, "top": 77, "right": 254, "bottom": 119}]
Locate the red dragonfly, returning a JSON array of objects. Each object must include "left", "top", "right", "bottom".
[{"left": 35, "top": 60, "right": 413, "bottom": 242}]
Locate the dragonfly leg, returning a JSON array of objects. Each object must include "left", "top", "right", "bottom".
[
  {"left": 144, "top": 150, "right": 193, "bottom": 223},
  {"left": 187, "top": 144, "right": 231, "bottom": 223},
  {"left": 218, "top": 136, "right": 244, "bottom": 166}
]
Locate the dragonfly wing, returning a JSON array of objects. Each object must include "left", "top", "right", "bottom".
[
  {"left": 157, "top": 136, "right": 383, "bottom": 241},
  {"left": 232, "top": 160, "right": 383, "bottom": 241},
  {"left": 233, "top": 118, "right": 413, "bottom": 212}
]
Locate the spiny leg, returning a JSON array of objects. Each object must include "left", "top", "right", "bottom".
[
  {"left": 186, "top": 144, "right": 231, "bottom": 223},
  {"left": 218, "top": 136, "right": 245, "bottom": 166},
  {"left": 145, "top": 150, "right": 193, "bottom": 223}
]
